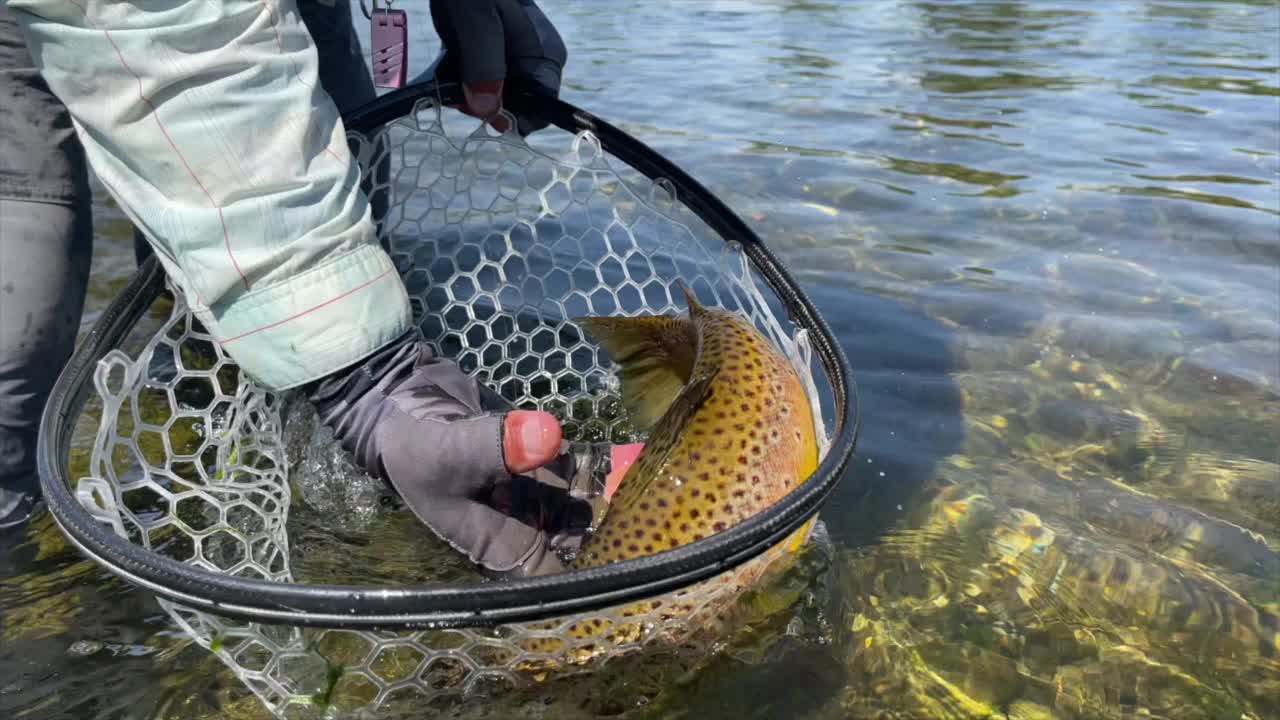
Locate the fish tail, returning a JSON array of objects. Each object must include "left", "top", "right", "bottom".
[{"left": 575, "top": 313, "right": 700, "bottom": 432}]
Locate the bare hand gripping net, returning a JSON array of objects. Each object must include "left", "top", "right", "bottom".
[{"left": 42, "top": 87, "right": 857, "bottom": 719}]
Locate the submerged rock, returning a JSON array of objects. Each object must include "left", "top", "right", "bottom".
[
  {"left": 835, "top": 474, "right": 1280, "bottom": 719},
  {"left": 1053, "top": 645, "right": 1253, "bottom": 720}
]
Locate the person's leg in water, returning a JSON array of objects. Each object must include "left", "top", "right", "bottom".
[
  {"left": 0, "top": 5, "right": 94, "bottom": 535},
  {"left": 4, "top": 1, "right": 380, "bottom": 538},
  {"left": 130, "top": 0, "right": 389, "bottom": 267}
]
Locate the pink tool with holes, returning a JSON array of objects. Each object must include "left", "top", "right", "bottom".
[{"left": 369, "top": 0, "right": 408, "bottom": 89}]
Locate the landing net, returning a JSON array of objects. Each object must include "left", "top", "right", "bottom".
[{"left": 40, "top": 85, "right": 857, "bottom": 718}]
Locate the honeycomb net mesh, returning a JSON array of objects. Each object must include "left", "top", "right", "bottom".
[{"left": 71, "top": 97, "right": 834, "bottom": 718}]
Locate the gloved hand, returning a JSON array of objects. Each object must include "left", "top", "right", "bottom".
[
  {"left": 428, "top": 0, "right": 567, "bottom": 136},
  {"left": 305, "top": 328, "right": 640, "bottom": 577}
]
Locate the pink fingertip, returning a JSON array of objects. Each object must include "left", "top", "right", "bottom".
[{"left": 503, "top": 411, "right": 563, "bottom": 474}]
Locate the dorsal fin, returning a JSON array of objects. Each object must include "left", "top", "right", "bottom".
[{"left": 675, "top": 280, "right": 705, "bottom": 317}]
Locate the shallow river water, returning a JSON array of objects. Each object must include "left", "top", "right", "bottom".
[{"left": 2, "top": 1, "right": 1278, "bottom": 718}]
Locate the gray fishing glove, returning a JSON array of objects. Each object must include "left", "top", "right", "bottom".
[
  {"left": 305, "top": 328, "right": 605, "bottom": 577},
  {"left": 428, "top": 0, "right": 567, "bottom": 136}
]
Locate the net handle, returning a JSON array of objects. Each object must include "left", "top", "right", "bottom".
[{"left": 37, "top": 79, "right": 860, "bottom": 629}]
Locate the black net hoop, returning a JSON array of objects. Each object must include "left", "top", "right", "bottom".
[{"left": 37, "top": 81, "right": 860, "bottom": 630}]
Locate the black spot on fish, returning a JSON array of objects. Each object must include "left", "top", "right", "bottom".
[
  {"left": 690, "top": 509, "right": 701, "bottom": 519},
  {"left": 713, "top": 522, "right": 726, "bottom": 531}
]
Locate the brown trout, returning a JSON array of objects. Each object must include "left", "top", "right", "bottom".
[
  {"left": 571, "top": 285, "right": 820, "bottom": 567},
  {"left": 512, "top": 286, "right": 821, "bottom": 669}
]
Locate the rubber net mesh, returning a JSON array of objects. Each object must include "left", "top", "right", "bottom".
[{"left": 72, "top": 97, "right": 835, "bottom": 718}]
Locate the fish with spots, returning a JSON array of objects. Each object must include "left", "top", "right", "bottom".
[
  {"left": 513, "top": 284, "right": 820, "bottom": 669},
  {"left": 571, "top": 284, "right": 820, "bottom": 567}
]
